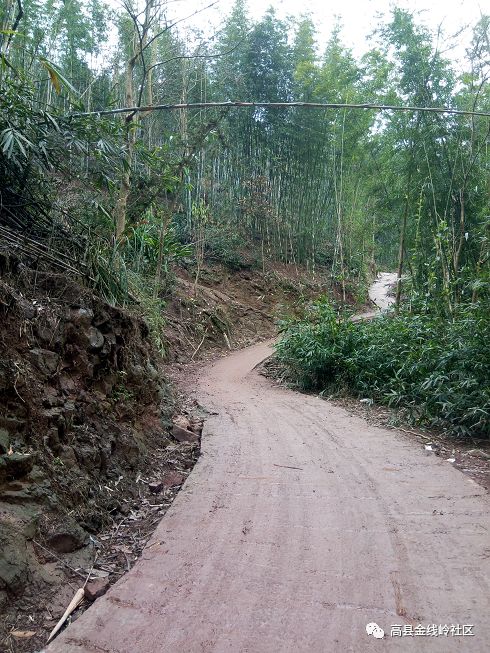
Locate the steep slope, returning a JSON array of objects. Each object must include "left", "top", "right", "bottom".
[
  {"left": 164, "top": 262, "right": 352, "bottom": 362},
  {"left": 0, "top": 253, "right": 196, "bottom": 652}
]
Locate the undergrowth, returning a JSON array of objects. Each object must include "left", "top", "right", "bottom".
[{"left": 275, "top": 298, "right": 490, "bottom": 438}]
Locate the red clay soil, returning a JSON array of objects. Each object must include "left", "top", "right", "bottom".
[{"left": 45, "top": 340, "right": 490, "bottom": 652}]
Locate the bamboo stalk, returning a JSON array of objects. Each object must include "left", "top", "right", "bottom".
[{"left": 67, "top": 101, "right": 490, "bottom": 119}]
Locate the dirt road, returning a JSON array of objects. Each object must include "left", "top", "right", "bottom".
[
  {"left": 353, "top": 271, "right": 398, "bottom": 320},
  {"left": 46, "top": 298, "right": 490, "bottom": 652},
  {"left": 369, "top": 272, "right": 398, "bottom": 310}
]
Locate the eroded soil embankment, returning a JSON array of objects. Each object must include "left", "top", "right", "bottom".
[
  {"left": 164, "top": 262, "right": 354, "bottom": 363},
  {"left": 0, "top": 253, "right": 199, "bottom": 653}
]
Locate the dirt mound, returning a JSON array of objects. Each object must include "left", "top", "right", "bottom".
[
  {"left": 164, "top": 263, "right": 333, "bottom": 362},
  {"left": 0, "top": 252, "right": 196, "bottom": 651}
]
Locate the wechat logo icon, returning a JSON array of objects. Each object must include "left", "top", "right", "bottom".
[{"left": 366, "top": 622, "right": 385, "bottom": 639}]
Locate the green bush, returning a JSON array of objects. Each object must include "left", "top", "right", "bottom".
[
  {"left": 275, "top": 299, "right": 490, "bottom": 438},
  {"left": 204, "top": 227, "right": 256, "bottom": 270},
  {"left": 275, "top": 298, "right": 354, "bottom": 389}
]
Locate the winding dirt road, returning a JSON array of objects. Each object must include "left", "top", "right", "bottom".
[
  {"left": 46, "top": 281, "right": 490, "bottom": 653},
  {"left": 369, "top": 272, "right": 398, "bottom": 310}
]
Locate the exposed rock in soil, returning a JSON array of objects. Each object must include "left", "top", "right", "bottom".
[
  {"left": 0, "top": 428, "right": 10, "bottom": 454},
  {"left": 28, "top": 348, "right": 60, "bottom": 377},
  {"left": 84, "top": 578, "right": 110, "bottom": 602},
  {"left": 2, "top": 452, "right": 35, "bottom": 481},
  {"left": 0, "top": 253, "right": 195, "bottom": 652},
  {"left": 171, "top": 422, "right": 200, "bottom": 444}
]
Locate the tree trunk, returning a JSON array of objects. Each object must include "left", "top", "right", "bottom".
[
  {"left": 154, "top": 205, "right": 172, "bottom": 299},
  {"left": 395, "top": 200, "right": 409, "bottom": 310},
  {"left": 114, "top": 40, "right": 137, "bottom": 241},
  {"left": 452, "top": 189, "right": 465, "bottom": 304},
  {"left": 115, "top": 0, "right": 154, "bottom": 240}
]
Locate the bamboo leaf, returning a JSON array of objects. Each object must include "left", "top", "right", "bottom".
[
  {"left": 41, "top": 61, "right": 61, "bottom": 94},
  {"left": 44, "top": 112, "right": 61, "bottom": 132},
  {"left": 40, "top": 58, "right": 78, "bottom": 97},
  {"left": 11, "top": 630, "right": 37, "bottom": 639}
]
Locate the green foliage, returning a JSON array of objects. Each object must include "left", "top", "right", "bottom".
[
  {"left": 1, "top": 74, "right": 52, "bottom": 177},
  {"left": 275, "top": 298, "right": 352, "bottom": 389},
  {"left": 276, "top": 299, "right": 490, "bottom": 438},
  {"left": 205, "top": 227, "right": 253, "bottom": 270},
  {"left": 126, "top": 271, "right": 167, "bottom": 354},
  {"left": 125, "top": 215, "right": 192, "bottom": 276},
  {"left": 87, "top": 240, "right": 130, "bottom": 305},
  {"left": 0, "top": 67, "right": 132, "bottom": 305}
]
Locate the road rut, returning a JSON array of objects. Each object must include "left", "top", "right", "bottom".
[{"left": 46, "top": 342, "right": 490, "bottom": 652}]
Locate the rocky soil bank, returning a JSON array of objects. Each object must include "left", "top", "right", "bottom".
[{"left": 0, "top": 252, "right": 199, "bottom": 652}]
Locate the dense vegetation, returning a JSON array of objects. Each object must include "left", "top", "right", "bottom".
[
  {"left": 275, "top": 300, "right": 490, "bottom": 437},
  {"left": 0, "top": 0, "right": 488, "bottom": 434}
]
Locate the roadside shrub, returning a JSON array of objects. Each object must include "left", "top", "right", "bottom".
[
  {"left": 275, "top": 298, "right": 354, "bottom": 390},
  {"left": 275, "top": 299, "right": 490, "bottom": 438}
]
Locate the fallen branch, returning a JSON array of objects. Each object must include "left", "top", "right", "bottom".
[
  {"left": 46, "top": 587, "right": 85, "bottom": 644},
  {"left": 83, "top": 552, "right": 99, "bottom": 589},
  {"left": 191, "top": 328, "right": 208, "bottom": 360},
  {"left": 386, "top": 425, "right": 431, "bottom": 440}
]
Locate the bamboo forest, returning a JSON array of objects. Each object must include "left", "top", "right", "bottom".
[
  {"left": 2, "top": 0, "right": 490, "bottom": 649},
  {"left": 1, "top": 1, "right": 489, "bottom": 434}
]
